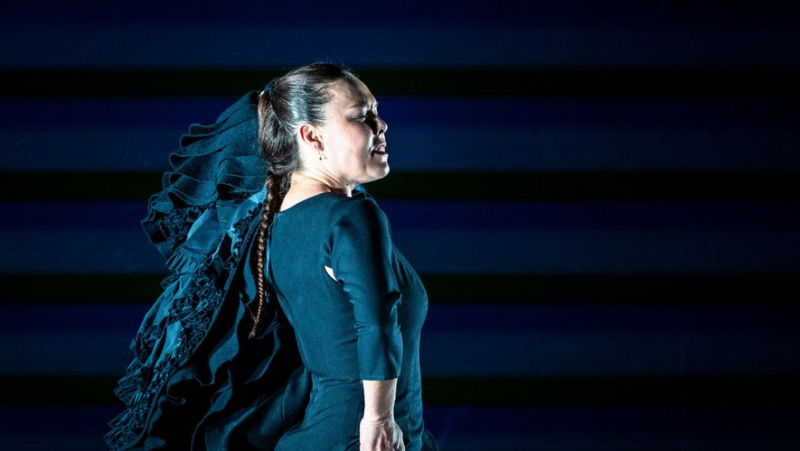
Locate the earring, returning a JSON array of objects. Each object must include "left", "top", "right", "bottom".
[{"left": 319, "top": 151, "right": 325, "bottom": 161}]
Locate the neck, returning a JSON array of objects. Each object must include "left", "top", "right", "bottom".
[{"left": 288, "top": 171, "right": 353, "bottom": 197}]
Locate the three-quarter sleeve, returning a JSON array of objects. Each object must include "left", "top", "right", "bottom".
[{"left": 330, "top": 198, "right": 403, "bottom": 380}]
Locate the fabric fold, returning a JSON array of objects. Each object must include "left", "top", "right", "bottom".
[
  {"left": 106, "top": 196, "right": 310, "bottom": 450},
  {"left": 107, "top": 89, "right": 306, "bottom": 449},
  {"left": 141, "top": 91, "right": 266, "bottom": 261}
]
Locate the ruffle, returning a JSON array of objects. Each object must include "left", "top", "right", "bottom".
[
  {"left": 141, "top": 91, "right": 267, "bottom": 261},
  {"left": 106, "top": 195, "right": 310, "bottom": 450},
  {"left": 164, "top": 246, "right": 207, "bottom": 275},
  {"left": 115, "top": 81, "right": 377, "bottom": 448}
]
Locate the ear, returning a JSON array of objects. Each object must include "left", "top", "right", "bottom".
[{"left": 297, "top": 123, "right": 324, "bottom": 150}]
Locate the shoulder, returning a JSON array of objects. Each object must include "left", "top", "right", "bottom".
[
  {"left": 330, "top": 194, "right": 387, "bottom": 224},
  {"left": 321, "top": 194, "right": 391, "bottom": 239},
  {"left": 326, "top": 195, "right": 394, "bottom": 265}
]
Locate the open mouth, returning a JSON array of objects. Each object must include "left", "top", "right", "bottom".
[{"left": 371, "top": 145, "right": 388, "bottom": 156}]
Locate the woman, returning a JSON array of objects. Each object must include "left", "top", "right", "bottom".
[{"left": 106, "top": 63, "right": 437, "bottom": 451}]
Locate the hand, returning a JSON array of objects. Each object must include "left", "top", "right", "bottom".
[{"left": 359, "top": 417, "right": 405, "bottom": 451}]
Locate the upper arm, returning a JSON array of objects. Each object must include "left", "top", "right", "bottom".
[{"left": 329, "top": 199, "right": 403, "bottom": 380}]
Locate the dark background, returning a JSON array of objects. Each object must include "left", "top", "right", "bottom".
[{"left": 1, "top": 1, "right": 799, "bottom": 449}]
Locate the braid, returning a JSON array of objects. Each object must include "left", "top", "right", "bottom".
[
  {"left": 250, "top": 63, "right": 355, "bottom": 339},
  {"left": 250, "top": 172, "right": 286, "bottom": 339}
]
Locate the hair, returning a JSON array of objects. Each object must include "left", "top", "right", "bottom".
[{"left": 249, "top": 63, "right": 358, "bottom": 338}]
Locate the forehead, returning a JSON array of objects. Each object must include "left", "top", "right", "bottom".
[{"left": 328, "top": 79, "right": 376, "bottom": 109}]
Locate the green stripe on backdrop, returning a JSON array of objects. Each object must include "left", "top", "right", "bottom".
[
  {"left": 0, "top": 375, "right": 797, "bottom": 407},
  {"left": 2, "top": 67, "right": 800, "bottom": 98},
  {"left": 3, "top": 273, "right": 798, "bottom": 304},
  {"left": 2, "top": 171, "right": 799, "bottom": 201}
]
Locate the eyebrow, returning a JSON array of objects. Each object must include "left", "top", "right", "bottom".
[{"left": 350, "top": 101, "right": 378, "bottom": 109}]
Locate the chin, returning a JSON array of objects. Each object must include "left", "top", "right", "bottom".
[
  {"left": 376, "top": 164, "right": 390, "bottom": 180},
  {"left": 360, "top": 166, "right": 390, "bottom": 185}
]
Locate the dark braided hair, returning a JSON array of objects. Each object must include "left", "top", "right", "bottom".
[{"left": 250, "top": 63, "right": 358, "bottom": 339}]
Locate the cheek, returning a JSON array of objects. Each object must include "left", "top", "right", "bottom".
[
  {"left": 342, "top": 128, "right": 370, "bottom": 153},
  {"left": 327, "top": 124, "right": 370, "bottom": 164}
]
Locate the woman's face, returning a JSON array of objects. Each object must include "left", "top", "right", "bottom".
[{"left": 319, "top": 79, "right": 389, "bottom": 187}]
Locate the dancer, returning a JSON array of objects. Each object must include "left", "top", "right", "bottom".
[{"left": 106, "top": 63, "right": 438, "bottom": 451}]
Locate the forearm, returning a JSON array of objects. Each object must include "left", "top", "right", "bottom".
[{"left": 362, "top": 378, "right": 397, "bottom": 421}]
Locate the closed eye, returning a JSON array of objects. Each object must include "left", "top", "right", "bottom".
[{"left": 351, "top": 109, "right": 382, "bottom": 133}]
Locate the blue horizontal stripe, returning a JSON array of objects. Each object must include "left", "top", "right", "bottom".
[
  {"left": 423, "top": 406, "right": 800, "bottom": 450},
  {"left": 0, "top": 202, "right": 147, "bottom": 230},
  {"left": 3, "top": 1, "right": 798, "bottom": 28},
  {"left": 422, "top": 304, "right": 800, "bottom": 333},
  {"left": 4, "top": 303, "right": 798, "bottom": 334},
  {"left": 3, "top": 26, "right": 798, "bottom": 68},
  {"left": 0, "top": 304, "right": 149, "bottom": 333},
  {"left": 386, "top": 98, "right": 800, "bottom": 129},
  {"left": 395, "top": 229, "right": 800, "bottom": 274},
  {"left": 2, "top": 201, "right": 799, "bottom": 232},
  {"left": 4, "top": 128, "right": 798, "bottom": 172},
  {"left": 1, "top": 229, "right": 799, "bottom": 274},
  {"left": 3, "top": 303, "right": 799, "bottom": 377},
  {"left": 2, "top": 98, "right": 798, "bottom": 172},
  {"left": 0, "top": 230, "right": 164, "bottom": 274},
  {"left": 2, "top": 324, "right": 793, "bottom": 377},
  {"left": 1, "top": 405, "right": 798, "bottom": 450},
  {"left": 384, "top": 201, "right": 800, "bottom": 231}
]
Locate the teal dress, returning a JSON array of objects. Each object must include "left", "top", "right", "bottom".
[
  {"left": 106, "top": 186, "right": 437, "bottom": 450},
  {"left": 106, "top": 92, "right": 436, "bottom": 449},
  {"left": 269, "top": 191, "right": 435, "bottom": 450}
]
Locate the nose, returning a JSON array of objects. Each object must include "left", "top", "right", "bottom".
[{"left": 376, "top": 115, "right": 388, "bottom": 135}]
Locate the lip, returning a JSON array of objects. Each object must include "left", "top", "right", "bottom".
[{"left": 371, "top": 142, "right": 388, "bottom": 155}]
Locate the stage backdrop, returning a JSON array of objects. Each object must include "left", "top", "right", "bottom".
[{"left": 1, "top": 1, "right": 799, "bottom": 449}]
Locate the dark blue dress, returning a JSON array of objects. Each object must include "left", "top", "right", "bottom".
[{"left": 269, "top": 191, "right": 435, "bottom": 450}]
